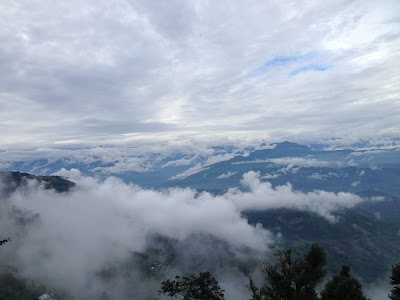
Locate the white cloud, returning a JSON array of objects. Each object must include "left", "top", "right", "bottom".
[
  {"left": 171, "top": 153, "right": 237, "bottom": 179},
  {"left": 347, "top": 159, "right": 357, "bottom": 166},
  {"left": 308, "top": 173, "right": 325, "bottom": 180},
  {"left": 370, "top": 165, "right": 383, "bottom": 171},
  {"left": 205, "top": 153, "right": 236, "bottom": 166},
  {"left": 92, "top": 157, "right": 153, "bottom": 174},
  {"left": 217, "top": 171, "right": 237, "bottom": 179},
  {"left": 268, "top": 157, "right": 330, "bottom": 168},
  {"left": 368, "top": 196, "right": 385, "bottom": 201},
  {"left": 262, "top": 173, "right": 281, "bottom": 179},
  {"left": 261, "top": 157, "right": 331, "bottom": 174},
  {"left": 2, "top": 173, "right": 273, "bottom": 294},
  {"left": 52, "top": 168, "right": 82, "bottom": 180},
  {"left": 349, "top": 150, "right": 386, "bottom": 157},
  {"left": 170, "top": 163, "right": 209, "bottom": 180},
  {"left": 227, "top": 171, "right": 364, "bottom": 223},
  {"left": 0, "top": 161, "right": 11, "bottom": 170},
  {"left": 161, "top": 155, "right": 198, "bottom": 168},
  {"left": 0, "top": 170, "right": 381, "bottom": 297},
  {"left": 233, "top": 159, "right": 271, "bottom": 165},
  {"left": 0, "top": 0, "right": 398, "bottom": 148}
]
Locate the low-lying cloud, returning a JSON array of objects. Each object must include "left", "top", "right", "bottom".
[
  {"left": 0, "top": 169, "right": 372, "bottom": 298},
  {"left": 226, "top": 171, "right": 363, "bottom": 223},
  {"left": 268, "top": 157, "right": 330, "bottom": 170},
  {"left": 217, "top": 171, "right": 237, "bottom": 179}
]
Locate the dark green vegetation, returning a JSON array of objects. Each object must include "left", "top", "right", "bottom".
[
  {"left": 161, "top": 244, "right": 373, "bottom": 300},
  {"left": 1, "top": 242, "right": 390, "bottom": 300},
  {"left": 353, "top": 190, "right": 400, "bottom": 223},
  {"left": 390, "top": 263, "right": 400, "bottom": 300},
  {"left": 249, "top": 243, "right": 327, "bottom": 300},
  {"left": 0, "top": 270, "right": 43, "bottom": 300},
  {"left": 159, "top": 271, "right": 225, "bottom": 300},
  {"left": 245, "top": 207, "right": 400, "bottom": 283},
  {"left": 320, "top": 265, "right": 367, "bottom": 300},
  {"left": 0, "top": 171, "right": 75, "bottom": 194}
]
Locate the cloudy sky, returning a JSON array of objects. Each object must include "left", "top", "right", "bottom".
[{"left": 1, "top": 0, "right": 399, "bottom": 149}]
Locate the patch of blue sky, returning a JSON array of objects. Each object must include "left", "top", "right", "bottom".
[
  {"left": 289, "top": 64, "right": 332, "bottom": 76},
  {"left": 256, "top": 52, "right": 316, "bottom": 73}
]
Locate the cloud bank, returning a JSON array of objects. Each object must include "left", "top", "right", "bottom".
[{"left": 0, "top": 170, "right": 371, "bottom": 298}]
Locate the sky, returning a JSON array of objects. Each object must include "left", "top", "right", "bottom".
[{"left": 0, "top": 0, "right": 399, "bottom": 150}]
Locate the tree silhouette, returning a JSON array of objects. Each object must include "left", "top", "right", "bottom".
[
  {"left": 389, "top": 263, "right": 400, "bottom": 300},
  {"left": 249, "top": 243, "right": 327, "bottom": 300},
  {"left": 320, "top": 265, "right": 368, "bottom": 300},
  {"left": 159, "top": 271, "right": 225, "bottom": 300}
]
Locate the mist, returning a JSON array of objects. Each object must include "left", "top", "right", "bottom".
[{"left": 0, "top": 169, "right": 381, "bottom": 299}]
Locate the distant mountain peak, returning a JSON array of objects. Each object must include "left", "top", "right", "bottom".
[
  {"left": 0, "top": 171, "right": 75, "bottom": 193},
  {"left": 275, "top": 141, "right": 310, "bottom": 151}
]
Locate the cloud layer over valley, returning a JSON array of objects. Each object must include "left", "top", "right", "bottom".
[{"left": 0, "top": 170, "right": 371, "bottom": 298}]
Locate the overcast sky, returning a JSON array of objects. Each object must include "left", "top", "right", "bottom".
[{"left": 1, "top": 0, "right": 399, "bottom": 150}]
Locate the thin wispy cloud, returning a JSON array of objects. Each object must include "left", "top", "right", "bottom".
[
  {"left": 290, "top": 64, "right": 332, "bottom": 76},
  {"left": 256, "top": 52, "right": 316, "bottom": 72}
]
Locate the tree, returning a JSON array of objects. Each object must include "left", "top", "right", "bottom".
[
  {"left": 159, "top": 271, "right": 225, "bottom": 300},
  {"left": 249, "top": 243, "right": 327, "bottom": 300},
  {"left": 389, "top": 263, "right": 400, "bottom": 300},
  {"left": 320, "top": 265, "right": 368, "bottom": 300}
]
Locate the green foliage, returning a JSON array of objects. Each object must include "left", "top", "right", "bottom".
[
  {"left": 249, "top": 243, "right": 327, "bottom": 300},
  {"left": 0, "top": 171, "right": 75, "bottom": 194},
  {"left": 159, "top": 271, "right": 225, "bottom": 300},
  {"left": 320, "top": 265, "right": 368, "bottom": 300},
  {"left": 389, "top": 263, "right": 400, "bottom": 300},
  {"left": 248, "top": 279, "right": 262, "bottom": 300},
  {"left": 0, "top": 272, "right": 37, "bottom": 300},
  {"left": 246, "top": 208, "right": 400, "bottom": 284}
]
